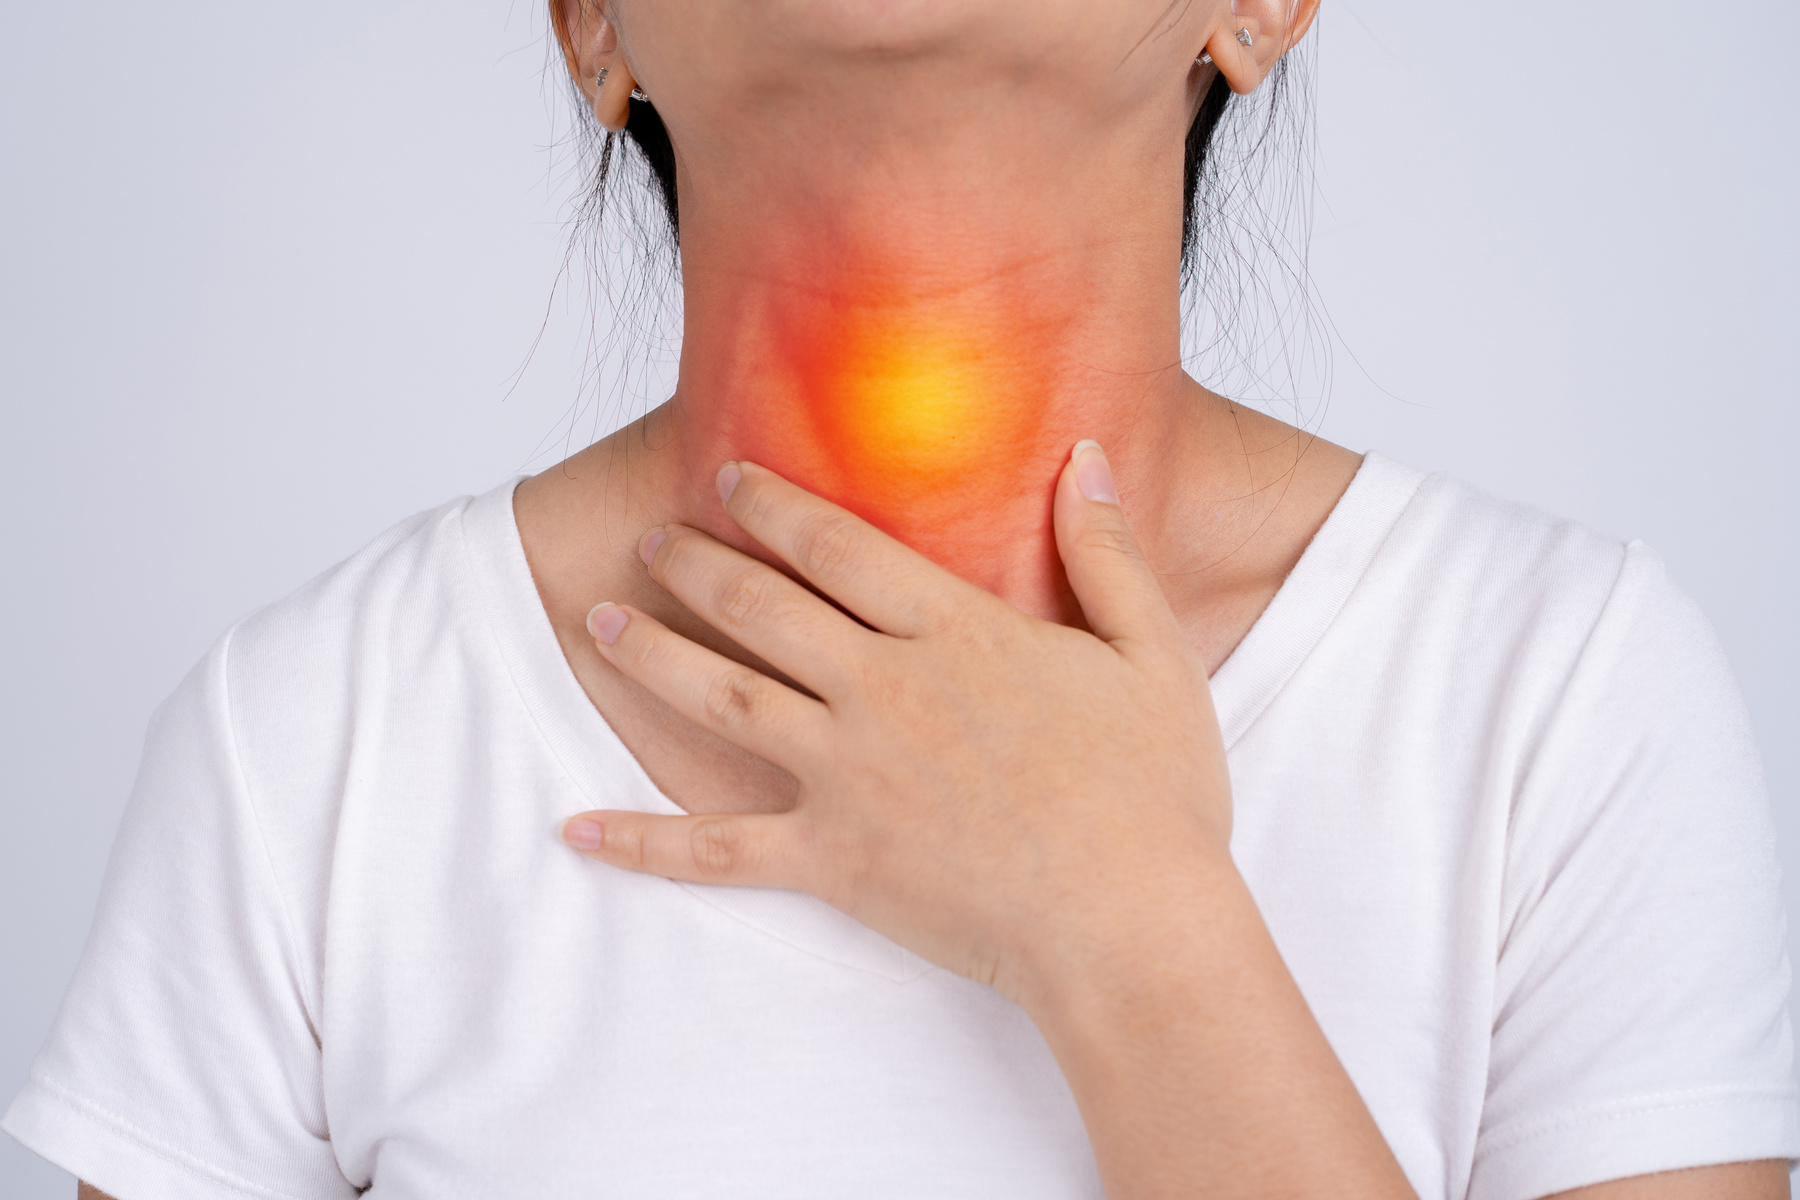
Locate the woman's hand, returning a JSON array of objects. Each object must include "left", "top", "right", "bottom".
[
  {"left": 558, "top": 441, "right": 1232, "bottom": 1011},
  {"left": 559, "top": 440, "right": 1419, "bottom": 1199}
]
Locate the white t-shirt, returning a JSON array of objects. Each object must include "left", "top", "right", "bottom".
[{"left": 6, "top": 453, "right": 1796, "bottom": 1200}]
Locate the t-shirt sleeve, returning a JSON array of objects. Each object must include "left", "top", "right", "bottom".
[
  {"left": 1, "top": 628, "right": 358, "bottom": 1200},
  {"left": 1469, "top": 541, "right": 1800, "bottom": 1200}
]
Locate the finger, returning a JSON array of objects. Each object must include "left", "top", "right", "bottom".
[
  {"left": 1052, "top": 440, "right": 1183, "bottom": 649},
  {"left": 588, "top": 601, "right": 830, "bottom": 774},
  {"left": 561, "top": 809, "right": 814, "bottom": 892},
  {"left": 715, "top": 461, "right": 974, "bottom": 637},
  {"left": 640, "top": 524, "right": 868, "bottom": 698}
]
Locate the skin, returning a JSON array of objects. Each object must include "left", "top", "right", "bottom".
[{"left": 78, "top": 0, "right": 1790, "bottom": 1196}]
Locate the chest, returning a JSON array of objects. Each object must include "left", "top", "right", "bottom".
[
  {"left": 320, "top": 849, "right": 1102, "bottom": 1198},
  {"left": 306, "top": 642, "right": 1512, "bottom": 1199}
]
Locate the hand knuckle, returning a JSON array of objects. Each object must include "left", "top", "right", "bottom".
[
  {"left": 1077, "top": 521, "right": 1143, "bottom": 561},
  {"left": 941, "top": 604, "right": 1014, "bottom": 658},
  {"left": 793, "top": 513, "right": 862, "bottom": 581},
  {"left": 623, "top": 625, "right": 672, "bottom": 674},
  {"left": 615, "top": 823, "right": 648, "bottom": 869},
  {"left": 690, "top": 818, "right": 739, "bottom": 880},
  {"left": 863, "top": 664, "right": 917, "bottom": 714},
  {"left": 715, "top": 567, "right": 780, "bottom": 630},
  {"left": 703, "top": 667, "right": 765, "bottom": 728},
  {"left": 848, "top": 646, "right": 915, "bottom": 710}
]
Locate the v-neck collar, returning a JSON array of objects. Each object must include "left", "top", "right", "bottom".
[
  {"left": 1207, "top": 452, "right": 1425, "bottom": 749},
  {"left": 458, "top": 451, "right": 1424, "bottom": 981}
]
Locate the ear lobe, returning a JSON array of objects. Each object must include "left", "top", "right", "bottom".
[
  {"left": 1204, "top": 0, "right": 1320, "bottom": 95},
  {"left": 550, "top": 0, "right": 630, "bottom": 126},
  {"left": 593, "top": 59, "right": 639, "bottom": 132},
  {"left": 1199, "top": 25, "right": 1261, "bottom": 95}
]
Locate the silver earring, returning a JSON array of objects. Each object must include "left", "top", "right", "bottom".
[
  {"left": 1196, "top": 28, "right": 1253, "bottom": 65},
  {"left": 594, "top": 67, "right": 650, "bottom": 103}
]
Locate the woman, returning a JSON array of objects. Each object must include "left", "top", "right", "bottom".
[{"left": 6, "top": 0, "right": 1793, "bottom": 1197}]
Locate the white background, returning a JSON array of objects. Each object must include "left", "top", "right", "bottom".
[{"left": 2, "top": 0, "right": 1795, "bottom": 1194}]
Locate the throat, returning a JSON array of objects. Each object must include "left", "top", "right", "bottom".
[{"left": 665, "top": 209, "right": 1190, "bottom": 622}]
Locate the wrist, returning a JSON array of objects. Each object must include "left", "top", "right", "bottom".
[
  {"left": 1009, "top": 846, "right": 1257, "bottom": 1040},
  {"left": 1010, "top": 857, "right": 1418, "bottom": 1200}
]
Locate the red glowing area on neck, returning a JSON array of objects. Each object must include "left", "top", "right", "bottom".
[
  {"left": 685, "top": 226, "right": 1087, "bottom": 582},
  {"left": 766, "top": 291, "right": 1057, "bottom": 528},
  {"left": 815, "top": 317, "right": 1012, "bottom": 481}
]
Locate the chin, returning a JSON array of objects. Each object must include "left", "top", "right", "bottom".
[{"left": 725, "top": 0, "right": 1050, "bottom": 57}]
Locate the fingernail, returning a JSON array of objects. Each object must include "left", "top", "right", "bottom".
[
  {"left": 587, "top": 602, "right": 628, "bottom": 645},
  {"left": 1073, "top": 440, "right": 1118, "bottom": 504},
  {"left": 638, "top": 527, "right": 667, "bottom": 567},
  {"left": 715, "top": 462, "right": 742, "bottom": 506},
  {"left": 561, "top": 817, "right": 603, "bottom": 851}
]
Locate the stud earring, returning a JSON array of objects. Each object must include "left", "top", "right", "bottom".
[
  {"left": 1196, "top": 28, "right": 1253, "bottom": 65},
  {"left": 595, "top": 67, "right": 649, "bottom": 103}
]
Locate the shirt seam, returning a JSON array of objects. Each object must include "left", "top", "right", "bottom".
[
  {"left": 1474, "top": 1082, "right": 1800, "bottom": 1161},
  {"left": 451, "top": 482, "right": 595, "bottom": 807},
  {"left": 451, "top": 482, "right": 688, "bottom": 826},
  {"left": 1223, "top": 460, "right": 1429, "bottom": 751},
  {"left": 215, "top": 621, "right": 328, "bottom": 1046},
  {"left": 1489, "top": 538, "right": 1637, "bottom": 967},
  {"left": 25, "top": 1071, "right": 318, "bottom": 1200}
]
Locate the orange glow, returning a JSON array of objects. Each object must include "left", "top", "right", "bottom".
[
  {"left": 674, "top": 207, "right": 1176, "bottom": 612},
  {"left": 691, "top": 230, "right": 1085, "bottom": 587},
  {"left": 814, "top": 315, "right": 1011, "bottom": 486},
  {"left": 763, "top": 280, "right": 1056, "bottom": 538}
]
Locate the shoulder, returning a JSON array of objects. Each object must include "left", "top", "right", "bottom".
[
  {"left": 1393, "top": 460, "right": 1717, "bottom": 671},
  {"left": 189, "top": 481, "right": 523, "bottom": 829},
  {"left": 1348, "top": 456, "right": 1713, "bottom": 685},
  {"left": 227, "top": 488, "right": 490, "bottom": 685},
  {"left": 219, "top": 482, "right": 522, "bottom": 721},
  {"left": 1364, "top": 457, "right": 1764, "bottom": 832},
  {"left": 1325, "top": 456, "right": 1746, "bottom": 783},
  {"left": 1373, "top": 458, "right": 1636, "bottom": 626}
]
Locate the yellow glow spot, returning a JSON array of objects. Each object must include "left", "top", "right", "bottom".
[{"left": 820, "top": 319, "right": 1011, "bottom": 488}]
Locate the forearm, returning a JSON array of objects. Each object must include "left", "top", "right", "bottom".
[{"left": 1025, "top": 864, "right": 1417, "bottom": 1200}]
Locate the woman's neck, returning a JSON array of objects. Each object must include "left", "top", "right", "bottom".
[{"left": 648, "top": 106, "right": 1204, "bottom": 621}]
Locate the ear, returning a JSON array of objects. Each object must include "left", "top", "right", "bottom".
[
  {"left": 1201, "top": 0, "right": 1321, "bottom": 96},
  {"left": 549, "top": 0, "right": 638, "bottom": 132}
]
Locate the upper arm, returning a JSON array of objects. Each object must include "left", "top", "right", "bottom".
[
  {"left": 3, "top": 639, "right": 358, "bottom": 1199},
  {"left": 1544, "top": 1160, "right": 1789, "bottom": 1200},
  {"left": 78, "top": 1185, "right": 118, "bottom": 1200},
  {"left": 1473, "top": 547, "right": 1798, "bottom": 1197}
]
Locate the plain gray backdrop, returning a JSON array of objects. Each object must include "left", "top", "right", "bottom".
[{"left": 3, "top": 0, "right": 1796, "bottom": 1194}]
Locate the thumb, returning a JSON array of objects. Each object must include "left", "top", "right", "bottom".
[
  {"left": 1054, "top": 440, "right": 1181, "bottom": 648},
  {"left": 560, "top": 810, "right": 812, "bottom": 891}
]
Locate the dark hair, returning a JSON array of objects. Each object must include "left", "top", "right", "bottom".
[{"left": 615, "top": 97, "right": 680, "bottom": 241}]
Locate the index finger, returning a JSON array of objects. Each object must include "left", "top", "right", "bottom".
[{"left": 716, "top": 461, "right": 974, "bottom": 638}]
